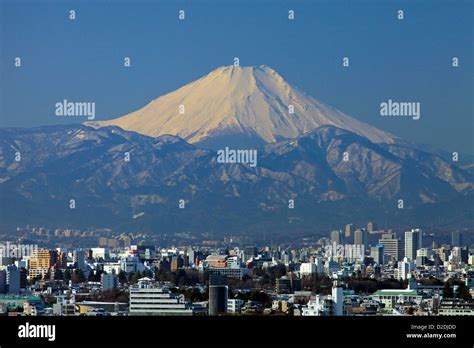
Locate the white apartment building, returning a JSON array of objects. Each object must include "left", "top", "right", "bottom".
[
  {"left": 129, "top": 278, "right": 193, "bottom": 316},
  {"left": 227, "top": 299, "right": 244, "bottom": 314}
]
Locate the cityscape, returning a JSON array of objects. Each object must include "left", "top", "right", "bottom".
[
  {"left": 1, "top": 0, "right": 473, "bottom": 345},
  {"left": 0, "top": 223, "right": 472, "bottom": 317}
]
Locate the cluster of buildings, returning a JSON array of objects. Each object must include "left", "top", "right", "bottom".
[{"left": 0, "top": 222, "right": 472, "bottom": 317}]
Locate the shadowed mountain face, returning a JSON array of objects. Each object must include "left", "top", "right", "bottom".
[{"left": 0, "top": 124, "right": 472, "bottom": 235}]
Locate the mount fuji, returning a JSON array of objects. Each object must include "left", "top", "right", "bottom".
[
  {"left": 87, "top": 65, "right": 398, "bottom": 149},
  {"left": 1, "top": 65, "right": 473, "bottom": 236}
]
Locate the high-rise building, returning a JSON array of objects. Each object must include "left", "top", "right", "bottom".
[
  {"left": 185, "top": 248, "right": 195, "bottom": 267},
  {"left": 19, "top": 268, "right": 27, "bottom": 289},
  {"left": 379, "top": 234, "right": 403, "bottom": 262},
  {"left": 367, "top": 222, "right": 378, "bottom": 233},
  {"left": 5, "top": 265, "right": 20, "bottom": 293},
  {"left": 415, "top": 228, "right": 423, "bottom": 247},
  {"left": 370, "top": 244, "right": 384, "bottom": 264},
  {"left": 315, "top": 257, "right": 324, "bottom": 273},
  {"left": 451, "top": 231, "right": 463, "bottom": 247},
  {"left": 73, "top": 250, "right": 85, "bottom": 270},
  {"left": 330, "top": 230, "right": 343, "bottom": 245},
  {"left": 345, "top": 224, "right": 354, "bottom": 240},
  {"left": 0, "top": 270, "right": 6, "bottom": 293},
  {"left": 416, "top": 247, "right": 431, "bottom": 266},
  {"left": 397, "top": 257, "right": 412, "bottom": 280},
  {"left": 243, "top": 246, "right": 257, "bottom": 262},
  {"left": 331, "top": 280, "right": 344, "bottom": 316},
  {"left": 170, "top": 255, "right": 184, "bottom": 272},
  {"left": 56, "top": 252, "right": 68, "bottom": 269},
  {"left": 405, "top": 229, "right": 422, "bottom": 261},
  {"left": 101, "top": 271, "right": 118, "bottom": 291},
  {"left": 29, "top": 249, "right": 56, "bottom": 278},
  {"left": 354, "top": 229, "right": 367, "bottom": 250}
]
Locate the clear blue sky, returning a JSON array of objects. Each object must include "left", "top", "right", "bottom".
[{"left": 1, "top": 0, "right": 473, "bottom": 154}]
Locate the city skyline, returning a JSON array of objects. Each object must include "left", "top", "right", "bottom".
[{"left": 0, "top": 1, "right": 473, "bottom": 345}]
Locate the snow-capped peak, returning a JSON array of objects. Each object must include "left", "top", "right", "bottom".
[{"left": 87, "top": 65, "right": 397, "bottom": 148}]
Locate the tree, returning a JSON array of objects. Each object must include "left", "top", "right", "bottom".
[
  {"left": 71, "top": 269, "right": 86, "bottom": 284},
  {"left": 54, "top": 269, "right": 63, "bottom": 280},
  {"left": 88, "top": 270, "right": 96, "bottom": 282},
  {"left": 185, "top": 288, "right": 205, "bottom": 302},
  {"left": 77, "top": 269, "right": 86, "bottom": 283},
  {"left": 71, "top": 271, "right": 79, "bottom": 284},
  {"left": 455, "top": 283, "right": 472, "bottom": 302},
  {"left": 142, "top": 268, "right": 154, "bottom": 278},
  {"left": 118, "top": 271, "right": 127, "bottom": 284},
  {"left": 443, "top": 283, "right": 454, "bottom": 298},
  {"left": 31, "top": 275, "right": 42, "bottom": 284},
  {"left": 132, "top": 271, "right": 143, "bottom": 283}
]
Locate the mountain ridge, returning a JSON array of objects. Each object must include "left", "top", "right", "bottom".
[{"left": 1, "top": 124, "right": 472, "bottom": 234}]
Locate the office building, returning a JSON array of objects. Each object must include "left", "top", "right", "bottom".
[
  {"left": 275, "top": 276, "right": 301, "bottom": 294},
  {"left": 405, "top": 229, "right": 422, "bottom": 261},
  {"left": 120, "top": 251, "right": 144, "bottom": 273},
  {"left": 101, "top": 271, "right": 118, "bottom": 291},
  {"left": 451, "top": 231, "right": 463, "bottom": 247},
  {"left": 170, "top": 255, "right": 184, "bottom": 272},
  {"left": 29, "top": 249, "right": 56, "bottom": 278},
  {"left": 73, "top": 250, "right": 85, "bottom": 270},
  {"left": 397, "top": 257, "right": 412, "bottom": 280},
  {"left": 379, "top": 234, "right": 403, "bottom": 262},
  {"left": 91, "top": 248, "right": 109, "bottom": 260},
  {"left": 129, "top": 278, "right": 193, "bottom": 316},
  {"left": 354, "top": 229, "right": 367, "bottom": 250},
  {"left": 330, "top": 230, "right": 343, "bottom": 245},
  {"left": 203, "top": 255, "right": 250, "bottom": 279},
  {"left": 5, "top": 265, "right": 20, "bottom": 293},
  {"left": 300, "top": 262, "right": 317, "bottom": 276},
  {"left": 370, "top": 244, "right": 384, "bottom": 265},
  {"left": 367, "top": 222, "right": 378, "bottom": 233},
  {"left": 345, "top": 224, "right": 354, "bottom": 240}
]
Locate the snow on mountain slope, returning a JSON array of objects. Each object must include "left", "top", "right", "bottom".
[{"left": 87, "top": 65, "right": 398, "bottom": 148}]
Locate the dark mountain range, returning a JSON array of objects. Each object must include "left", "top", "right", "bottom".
[{"left": 0, "top": 124, "right": 472, "bottom": 237}]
